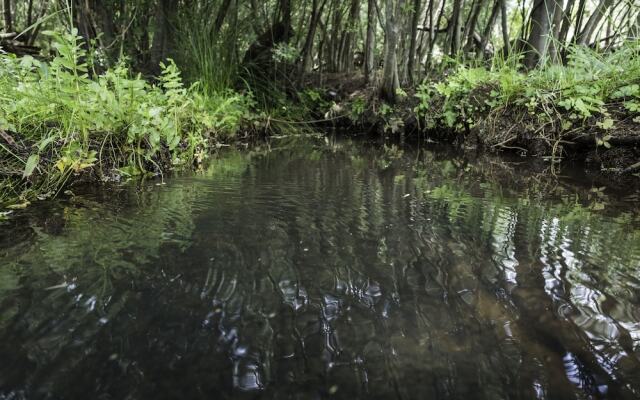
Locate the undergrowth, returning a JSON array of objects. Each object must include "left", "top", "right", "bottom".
[
  {"left": 0, "top": 29, "right": 252, "bottom": 208},
  {"left": 414, "top": 41, "right": 640, "bottom": 150}
]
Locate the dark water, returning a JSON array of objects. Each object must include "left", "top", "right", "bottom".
[{"left": 1, "top": 137, "right": 640, "bottom": 400}]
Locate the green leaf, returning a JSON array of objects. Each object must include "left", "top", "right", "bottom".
[
  {"left": 37, "top": 135, "right": 58, "bottom": 152},
  {"left": 597, "top": 118, "right": 614, "bottom": 130},
  {"left": 23, "top": 154, "right": 40, "bottom": 178}
]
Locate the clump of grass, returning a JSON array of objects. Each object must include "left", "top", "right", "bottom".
[
  {"left": 175, "top": 5, "right": 240, "bottom": 95},
  {"left": 0, "top": 28, "right": 252, "bottom": 207}
]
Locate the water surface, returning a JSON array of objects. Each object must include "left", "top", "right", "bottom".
[{"left": 1, "top": 137, "right": 640, "bottom": 399}]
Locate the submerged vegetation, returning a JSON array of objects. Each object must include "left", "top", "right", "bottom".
[{"left": 1, "top": 0, "right": 640, "bottom": 206}]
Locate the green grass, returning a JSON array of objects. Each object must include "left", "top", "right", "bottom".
[{"left": 175, "top": 7, "right": 239, "bottom": 95}]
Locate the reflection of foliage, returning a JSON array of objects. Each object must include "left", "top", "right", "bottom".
[
  {"left": 1, "top": 138, "right": 639, "bottom": 398},
  {"left": 0, "top": 177, "right": 203, "bottom": 311}
]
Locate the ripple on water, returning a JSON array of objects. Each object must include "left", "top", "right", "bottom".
[{"left": 1, "top": 141, "right": 640, "bottom": 399}]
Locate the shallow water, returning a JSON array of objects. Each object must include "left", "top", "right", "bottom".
[{"left": 1, "top": 137, "right": 640, "bottom": 400}]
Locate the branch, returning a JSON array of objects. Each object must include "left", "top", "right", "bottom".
[{"left": 417, "top": 24, "right": 449, "bottom": 33}]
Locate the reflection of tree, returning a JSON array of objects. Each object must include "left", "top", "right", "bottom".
[
  {"left": 429, "top": 163, "right": 640, "bottom": 397},
  {"left": 0, "top": 139, "right": 639, "bottom": 399}
]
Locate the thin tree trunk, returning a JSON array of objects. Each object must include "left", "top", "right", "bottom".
[
  {"left": 397, "top": 3, "right": 411, "bottom": 83},
  {"left": 328, "top": 1, "right": 342, "bottom": 71},
  {"left": 427, "top": 0, "right": 447, "bottom": 69},
  {"left": 630, "top": 9, "right": 640, "bottom": 40},
  {"left": 463, "top": 0, "right": 487, "bottom": 53},
  {"left": 27, "top": 0, "right": 49, "bottom": 46},
  {"left": 548, "top": 0, "right": 564, "bottom": 62},
  {"left": 478, "top": 0, "right": 501, "bottom": 56},
  {"left": 557, "top": 0, "right": 575, "bottom": 45},
  {"left": 500, "top": 0, "right": 510, "bottom": 55},
  {"left": 212, "top": 0, "right": 233, "bottom": 36},
  {"left": 407, "top": 0, "right": 422, "bottom": 84},
  {"left": 380, "top": 0, "right": 404, "bottom": 102},
  {"left": 448, "top": 0, "right": 463, "bottom": 56},
  {"left": 295, "top": 0, "right": 310, "bottom": 47},
  {"left": 3, "top": 0, "right": 12, "bottom": 32},
  {"left": 318, "top": 15, "right": 329, "bottom": 73},
  {"left": 75, "top": 0, "right": 94, "bottom": 50},
  {"left": 301, "top": 0, "right": 327, "bottom": 72},
  {"left": 573, "top": 0, "right": 587, "bottom": 41},
  {"left": 279, "top": 0, "right": 292, "bottom": 40},
  {"left": 576, "top": 0, "right": 614, "bottom": 45},
  {"left": 340, "top": 0, "right": 361, "bottom": 71},
  {"left": 26, "top": 0, "right": 34, "bottom": 27},
  {"left": 365, "top": 0, "right": 377, "bottom": 83},
  {"left": 92, "top": 0, "right": 117, "bottom": 61},
  {"left": 415, "top": 0, "right": 434, "bottom": 65},
  {"left": 249, "top": 0, "right": 263, "bottom": 34}
]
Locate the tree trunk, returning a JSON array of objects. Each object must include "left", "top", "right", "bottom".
[
  {"left": 524, "top": 0, "right": 556, "bottom": 68},
  {"left": 212, "top": 0, "right": 233, "bottom": 36},
  {"left": 340, "top": 0, "right": 361, "bottom": 71},
  {"left": 500, "top": 0, "right": 510, "bottom": 55},
  {"left": 328, "top": 1, "right": 342, "bottom": 71},
  {"left": 576, "top": 0, "right": 614, "bottom": 45},
  {"left": 26, "top": 0, "right": 34, "bottom": 27},
  {"left": 426, "top": 0, "right": 445, "bottom": 69},
  {"left": 294, "top": 0, "right": 310, "bottom": 47},
  {"left": 448, "top": 0, "right": 463, "bottom": 56},
  {"left": 2, "top": 0, "right": 11, "bottom": 32},
  {"left": 75, "top": 0, "right": 95, "bottom": 51},
  {"left": 380, "top": 0, "right": 404, "bottom": 102},
  {"left": 548, "top": 0, "right": 564, "bottom": 62},
  {"left": 478, "top": 0, "right": 501, "bottom": 56},
  {"left": 365, "top": 0, "right": 377, "bottom": 83},
  {"left": 407, "top": 0, "right": 422, "bottom": 84},
  {"left": 557, "top": 0, "right": 575, "bottom": 45},
  {"left": 463, "top": 0, "right": 487, "bottom": 53},
  {"left": 279, "top": 0, "right": 292, "bottom": 40},
  {"left": 573, "top": 0, "right": 587, "bottom": 42},
  {"left": 249, "top": 0, "right": 263, "bottom": 34},
  {"left": 301, "top": 0, "right": 327, "bottom": 72},
  {"left": 630, "top": 8, "right": 640, "bottom": 40},
  {"left": 416, "top": 0, "right": 437, "bottom": 68},
  {"left": 149, "top": 0, "right": 177, "bottom": 72}
]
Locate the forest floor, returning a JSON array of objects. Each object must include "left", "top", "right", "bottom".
[{"left": 299, "top": 72, "right": 640, "bottom": 175}]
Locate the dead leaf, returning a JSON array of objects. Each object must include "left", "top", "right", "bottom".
[{"left": 0, "top": 129, "right": 16, "bottom": 147}]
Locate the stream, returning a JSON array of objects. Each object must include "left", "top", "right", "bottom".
[{"left": 1, "top": 137, "right": 639, "bottom": 399}]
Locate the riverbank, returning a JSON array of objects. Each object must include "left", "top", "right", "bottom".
[
  {"left": 0, "top": 31, "right": 258, "bottom": 209},
  {"left": 2, "top": 36, "right": 639, "bottom": 211},
  {"left": 300, "top": 43, "right": 640, "bottom": 175}
]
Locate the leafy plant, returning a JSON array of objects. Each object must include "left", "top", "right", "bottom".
[
  {"left": 0, "top": 28, "right": 251, "bottom": 207},
  {"left": 350, "top": 97, "right": 367, "bottom": 122}
]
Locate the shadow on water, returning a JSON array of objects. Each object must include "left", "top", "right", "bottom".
[{"left": 0, "top": 136, "right": 639, "bottom": 399}]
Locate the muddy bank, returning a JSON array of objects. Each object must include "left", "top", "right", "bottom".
[{"left": 300, "top": 73, "right": 640, "bottom": 175}]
